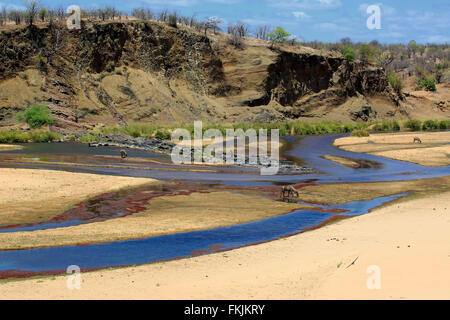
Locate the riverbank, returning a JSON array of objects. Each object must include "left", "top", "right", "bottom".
[
  {"left": 0, "top": 188, "right": 310, "bottom": 250},
  {"left": 0, "top": 168, "right": 157, "bottom": 226},
  {"left": 1, "top": 184, "right": 448, "bottom": 299},
  {"left": 334, "top": 131, "right": 450, "bottom": 167}
]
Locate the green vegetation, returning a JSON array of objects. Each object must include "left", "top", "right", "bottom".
[
  {"left": 422, "top": 120, "right": 439, "bottom": 131},
  {"left": 358, "top": 43, "right": 375, "bottom": 64},
  {"left": 439, "top": 120, "right": 450, "bottom": 130},
  {"left": 0, "top": 130, "right": 61, "bottom": 143},
  {"left": 267, "top": 27, "right": 290, "bottom": 46},
  {"left": 105, "top": 62, "right": 115, "bottom": 73},
  {"left": 16, "top": 104, "right": 55, "bottom": 128},
  {"left": 37, "top": 55, "right": 47, "bottom": 70},
  {"left": 351, "top": 129, "right": 370, "bottom": 137},
  {"left": 404, "top": 119, "right": 422, "bottom": 131},
  {"left": 373, "top": 120, "right": 400, "bottom": 132},
  {"left": 341, "top": 45, "right": 355, "bottom": 62},
  {"left": 79, "top": 134, "right": 100, "bottom": 143},
  {"left": 417, "top": 78, "right": 437, "bottom": 91},
  {"left": 388, "top": 74, "right": 403, "bottom": 94}
]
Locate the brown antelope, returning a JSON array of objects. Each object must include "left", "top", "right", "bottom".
[
  {"left": 413, "top": 137, "right": 422, "bottom": 144},
  {"left": 280, "top": 185, "right": 299, "bottom": 202},
  {"left": 120, "top": 149, "right": 128, "bottom": 159}
]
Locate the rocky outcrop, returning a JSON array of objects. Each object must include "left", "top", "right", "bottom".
[{"left": 0, "top": 21, "right": 401, "bottom": 130}]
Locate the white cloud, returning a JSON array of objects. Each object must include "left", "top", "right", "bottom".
[
  {"left": 292, "top": 11, "right": 310, "bottom": 20},
  {"left": 270, "top": 0, "right": 341, "bottom": 10}
]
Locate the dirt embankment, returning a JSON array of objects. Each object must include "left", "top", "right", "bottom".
[{"left": 0, "top": 21, "right": 411, "bottom": 132}]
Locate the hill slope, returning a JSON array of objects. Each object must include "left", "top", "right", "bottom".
[{"left": 0, "top": 21, "right": 445, "bottom": 133}]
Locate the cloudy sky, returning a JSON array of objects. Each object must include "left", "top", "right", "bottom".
[{"left": 1, "top": 0, "right": 449, "bottom": 44}]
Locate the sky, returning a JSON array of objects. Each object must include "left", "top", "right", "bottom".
[{"left": 1, "top": 0, "right": 449, "bottom": 44}]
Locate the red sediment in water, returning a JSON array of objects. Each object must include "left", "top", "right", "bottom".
[{"left": 0, "top": 182, "right": 320, "bottom": 231}]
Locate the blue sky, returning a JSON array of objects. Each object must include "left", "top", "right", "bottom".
[{"left": 1, "top": 0, "right": 449, "bottom": 44}]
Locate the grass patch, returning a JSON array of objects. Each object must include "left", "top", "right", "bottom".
[
  {"left": 79, "top": 134, "right": 100, "bottom": 144},
  {"left": 0, "top": 130, "right": 61, "bottom": 143},
  {"left": 351, "top": 129, "right": 370, "bottom": 137}
]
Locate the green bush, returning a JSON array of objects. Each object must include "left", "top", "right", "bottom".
[
  {"left": 341, "top": 45, "right": 355, "bottom": 62},
  {"left": 155, "top": 129, "right": 171, "bottom": 140},
  {"left": 422, "top": 120, "right": 439, "bottom": 131},
  {"left": 438, "top": 120, "right": 450, "bottom": 130},
  {"left": 373, "top": 120, "right": 400, "bottom": 132},
  {"left": 404, "top": 119, "right": 422, "bottom": 131},
  {"left": 388, "top": 74, "right": 403, "bottom": 93},
  {"left": 79, "top": 134, "right": 100, "bottom": 143},
  {"left": 351, "top": 129, "right": 370, "bottom": 137},
  {"left": 417, "top": 78, "right": 436, "bottom": 91},
  {"left": 16, "top": 104, "right": 55, "bottom": 128}
]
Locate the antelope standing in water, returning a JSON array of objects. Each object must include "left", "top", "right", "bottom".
[
  {"left": 280, "top": 185, "right": 300, "bottom": 202},
  {"left": 120, "top": 149, "right": 128, "bottom": 159}
]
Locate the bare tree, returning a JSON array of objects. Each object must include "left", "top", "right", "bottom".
[
  {"left": 255, "top": 25, "right": 270, "bottom": 40},
  {"left": 203, "top": 16, "right": 222, "bottom": 36},
  {"left": 9, "top": 10, "right": 24, "bottom": 25},
  {"left": 0, "top": 6, "right": 6, "bottom": 26},
  {"left": 25, "top": 0, "right": 40, "bottom": 26},
  {"left": 227, "top": 22, "right": 249, "bottom": 48},
  {"left": 158, "top": 9, "right": 169, "bottom": 22}
]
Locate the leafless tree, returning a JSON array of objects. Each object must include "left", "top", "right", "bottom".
[
  {"left": 158, "top": 9, "right": 169, "bottom": 22},
  {"left": 25, "top": 0, "right": 40, "bottom": 26},
  {"left": 9, "top": 10, "right": 24, "bottom": 25},
  {"left": 204, "top": 16, "right": 222, "bottom": 35},
  {"left": 255, "top": 25, "right": 270, "bottom": 40}
]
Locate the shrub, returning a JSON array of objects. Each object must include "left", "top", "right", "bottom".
[
  {"left": 0, "top": 130, "right": 29, "bottom": 143},
  {"left": 417, "top": 78, "right": 436, "bottom": 91},
  {"left": 168, "top": 13, "right": 178, "bottom": 28},
  {"left": 155, "top": 129, "right": 171, "bottom": 140},
  {"left": 373, "top": 120, "right": 400, "bottom": 132},
  {"left": 422, "top": 120, "right": 439, "bottom": 131},
  {"left": 28, "top": 131, "right": 61, "bottom": 142},
  {"left": 404, "top": 119, "right": 422, "bottom": 131},
  {"left": 16, "top": 104, "right": 55, "bottom": 128},
  {"left": 438, "top": 120, "right": 449, "bottom": 130},
  {"left": 79, "top": 134, "right": 100, "bottom": 143},
  {"left": 37, "top": 55, "right": 47, "bottom": 70},
  {"left": 388, "top": 74, "right": 403, "bottom": 94},
  {"left": 105, "top": 62, "right": 115, "bottom": 73},
  {"left": 341, "top": 45, "right": 355, "bottom": 62},
  {"left": 351, "top": 129, "right": 370, "bottom": 137},
  {"left": 0, "top": 130, "right": 60, "bottom": 143}
]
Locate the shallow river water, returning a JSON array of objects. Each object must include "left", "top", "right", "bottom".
[{"left": 0, "top": 134, "right": 448, "bottom": 277}]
